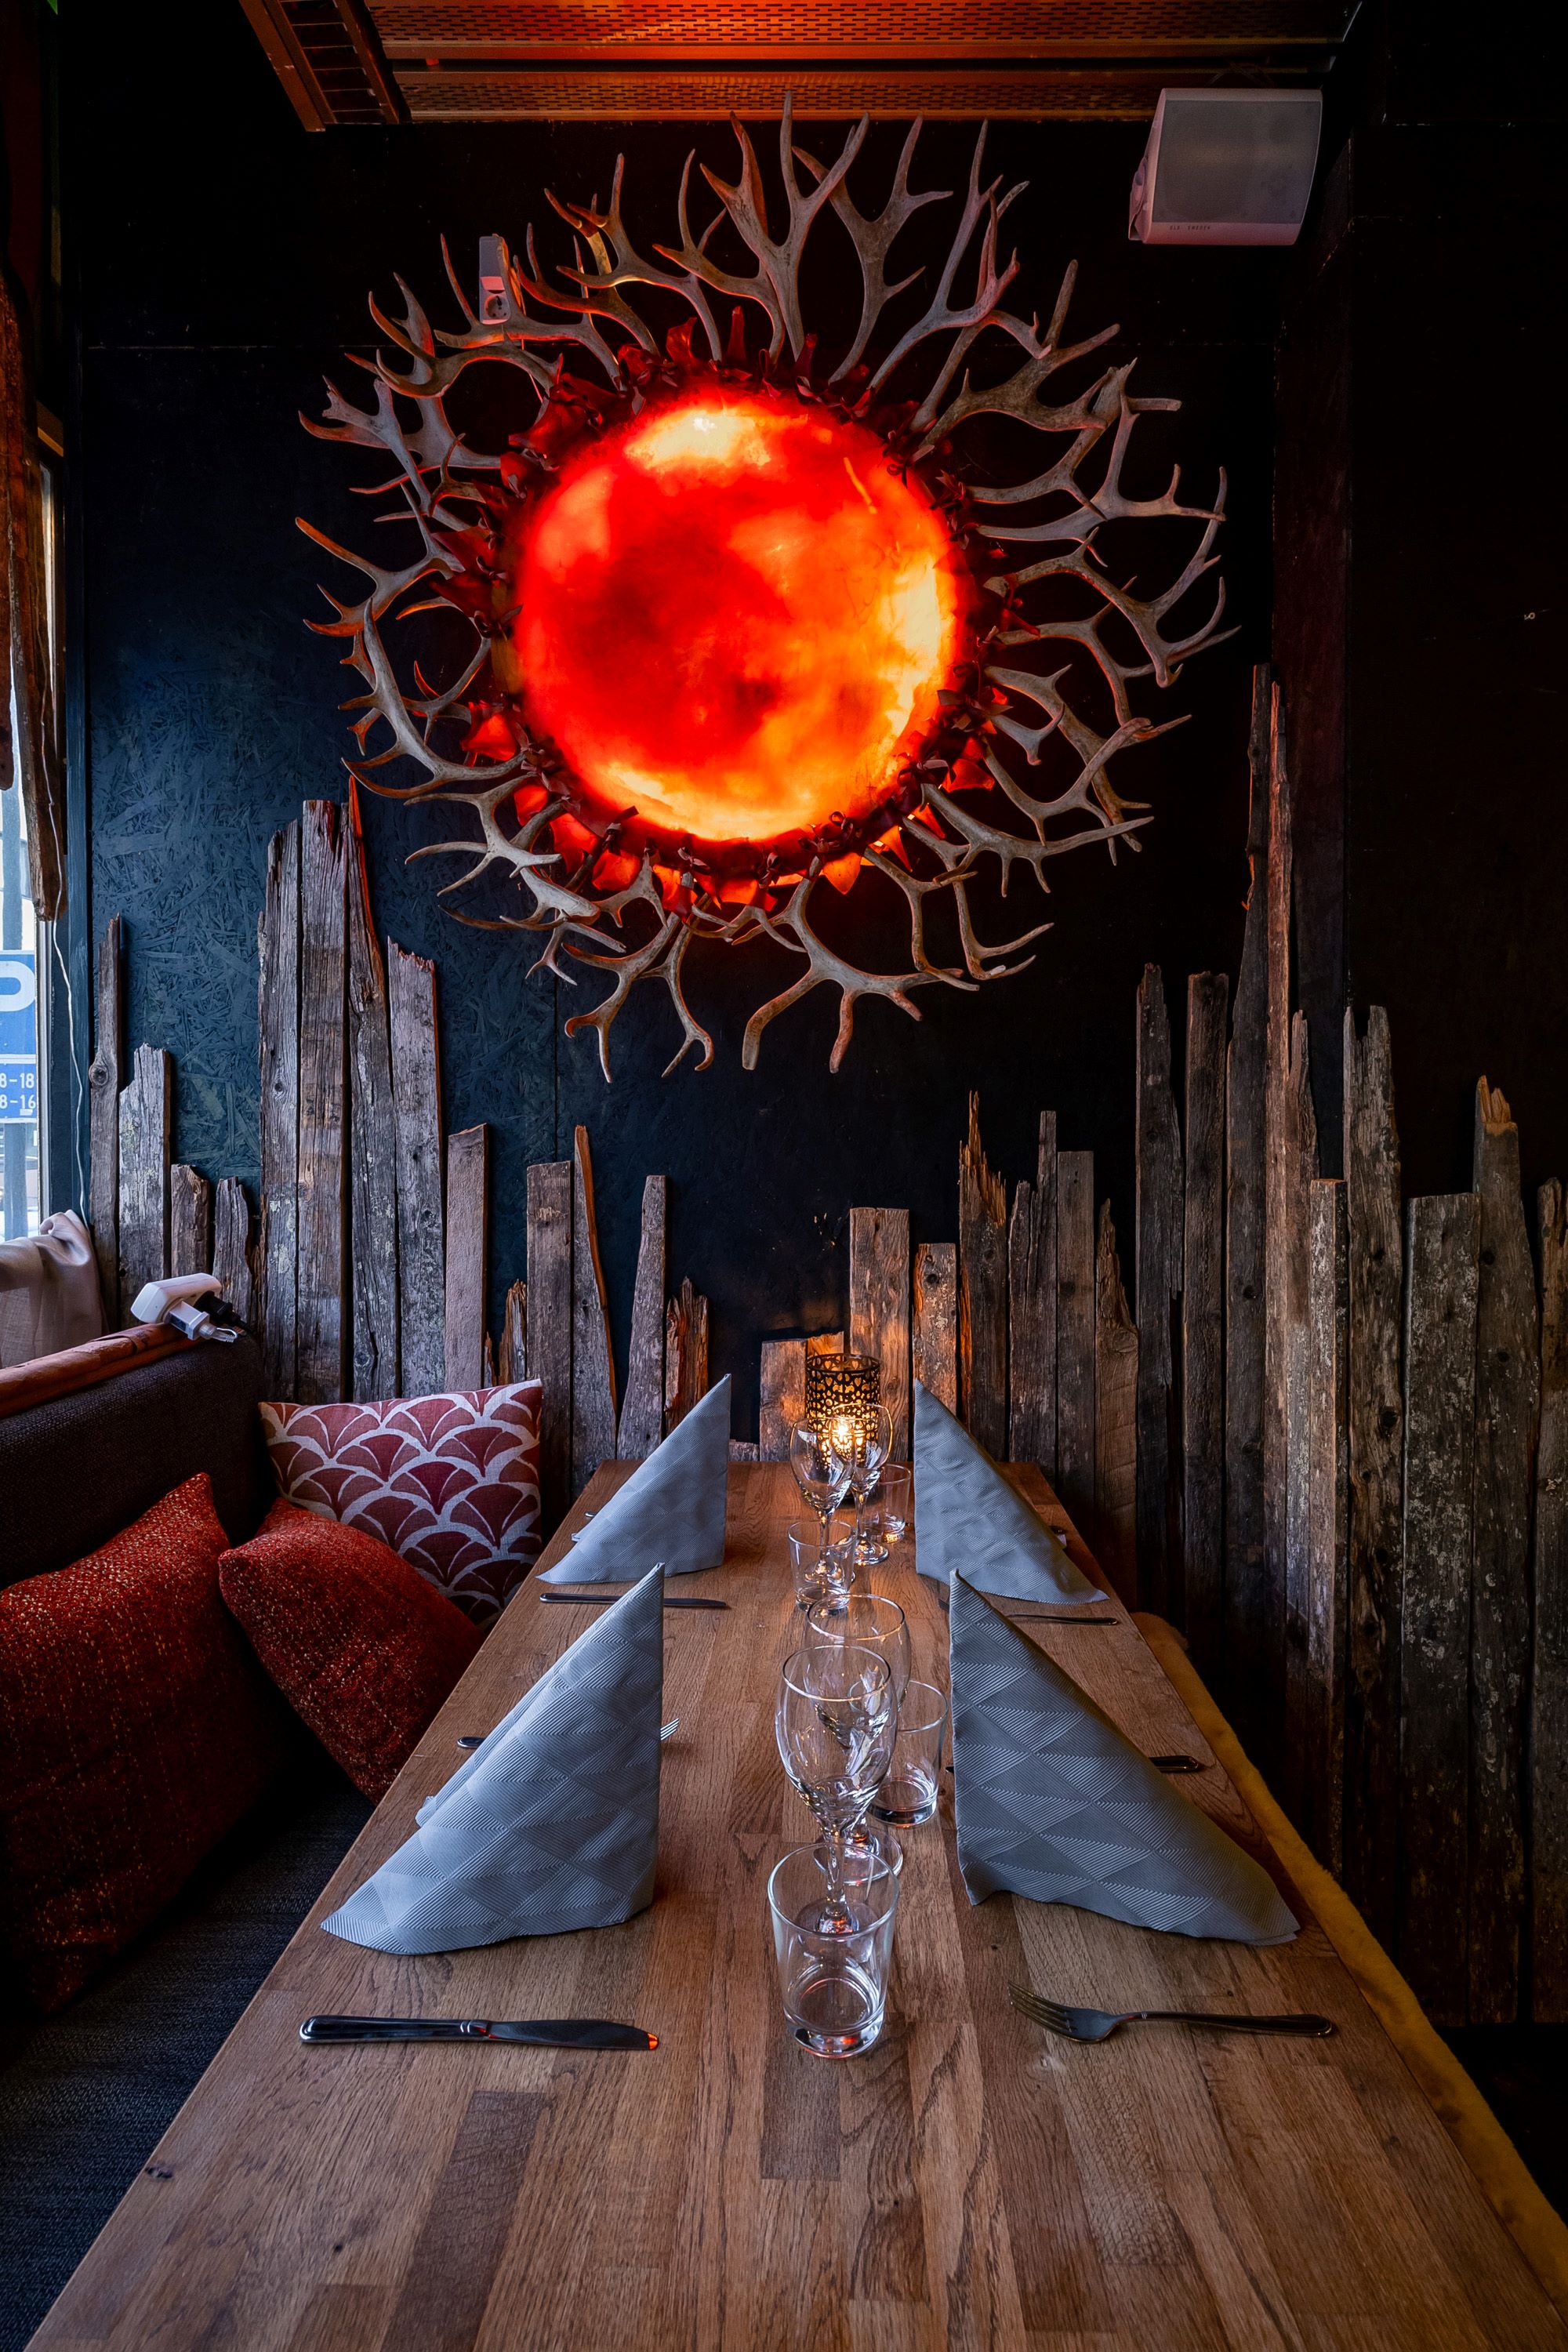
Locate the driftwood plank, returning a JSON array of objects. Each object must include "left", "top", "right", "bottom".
[
  {"left": 1341, "top": 1005, "right": 1405, "bottom": 1945},
  {"left": 571, "top": 1125, "right": 619, "bottom": 1491},
  {"left": 87, "top": 915, "right": 123, "bottom": 1323},
  {"left": 1134, "top": 965, "right": 1182, "bottom": 1617},
  {"left": 1260, "top": 681, "right": 1292, "bottom": 1780},
  {"left": 911, "top": 1244, "right": 957, "bottom": 1416},
  {"left": 257, "top": 823, "right": 299, "bottom": 1399},
  {"left": 1055, "top": 1149, "right": 1095, "bottom": 1530},
  {"left": 759, "top": 1330, "right": 843, "bottom": 1460},
  {"left": 1225, "top": 668, "right": 1271, "bottom": 1762},
  {"left": 169, "top": 1163, "right": 212, "bottom": 1279},
  {"left": 444, "top": 1124, "right": 489, "bottom": 1393},
  {"left": 849, "top": 1207, "right": 911, "bottom": 1459},
  {"left": 1007, "top": 1112, "right": 1057, "bottom": 1475},
  {"left": 346, "top": 793, "right": 399, "bottom": 1402},
  {"left": 1533, "top": 1179, "right": 1568, "bottom": 2020},
  {"left": 1094, "top": 1200, "right": 1138, "bottom": 1604},
  {"left": 388, "top": 943, "right": 444, "bottom": 1399},
  {"left": 526, "top": 1161, "right": 572, "bottom": 1528},
  {"left": 1282, "top": 1012, "right": 1320, "bottom": 1830},
  {"left": 664, "top": 1279, "right": 709, "bottom": 1432},
  {"left": 1399, "top": 1191, "right": 1481, "bottom": 2027},
  {"left": 1468, "top": 1081, "right": 1541, "bottom": 2024},
  {"left": 117, "top": 1044, "right": 171, "bottom": 1311},
  {"left": 496, "top": 1279, "right": 527, "bottom": 1387},
  {"left": 1183, "top": 975, "right": 1227, "bottom": 1675},
  {"left": 617, "top": 1174, "right": 666, "bottom": 1459},
  {"left": 958, "top": 1094, "right": 1007, "bottom": 1453},
  {"left": 296, "top": 800, "right": 347, "bottom": 1406},
  {"left": 1307, "top": 1178, "right": 1350, "bottom": 1878},
  {"left": 212, "top": 1178, "right": 255, "bottom": 1328}
]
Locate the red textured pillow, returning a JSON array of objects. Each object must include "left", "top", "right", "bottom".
[
  {"left": 0, "top": 1474, "right": 292, "bottom": 2013},
  {"left": 219, "top": 1499, "right": 483, "bottom": 1801}
]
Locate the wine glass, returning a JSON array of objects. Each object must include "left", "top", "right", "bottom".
[
  {"left": 789, "top": 1421, "right": 852, "bottom": 1552},
  {"left": 776, "top": 1645, "right": 897, "bottom": 1933},
  {"left": 827, "top": 1404, "right": 893, "bottom": 1570},
  {"left": 804, "top": 1592, "right": 911, "bottom": 1705}
]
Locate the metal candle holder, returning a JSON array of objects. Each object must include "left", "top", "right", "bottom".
[{"left": 804, "top": 1354, "right": 881, "bottom": 1448}]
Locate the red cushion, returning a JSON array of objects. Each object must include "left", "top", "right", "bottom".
[
  {"left": 0, "top": 1474, "right": 291, "bottom": 2013},
  {"left": 219, "top": 1499, "right": 484, "bottom": 1801}
]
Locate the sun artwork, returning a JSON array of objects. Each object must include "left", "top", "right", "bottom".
[{"left": 512, "top": 393, "right": 967, "bottom": 851}]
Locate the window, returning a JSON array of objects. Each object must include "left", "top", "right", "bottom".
[{"left": 1, "top": 445, "right": 59, "bottom": 1241}]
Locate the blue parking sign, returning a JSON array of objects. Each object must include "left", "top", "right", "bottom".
[{"left": 0, "top": 950, "right": 38, "bottom": 1124}]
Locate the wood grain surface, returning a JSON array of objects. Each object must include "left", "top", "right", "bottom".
[
  {"left": 443, "top": 1124, "right": 489, "bottom": 1395},
  {"left": 1007, "top": 1112, "right": 1056, "bottom": 1479},
  {"left": 387, "top": 942, "right": 444, "bottom": 1401},
  {"left": 617, "top": 1174, "right": 666, "bottom": 1460},
  {"left": 168, "top": 1163, "right": 212, "bottom": 1280},
  {"left": 1134, "top": 964, "right": 1182, "bottom": 1620},
  {"left": 1224, "top": 670, "right": 1270, "bottom": 1766},
  {"left": 1093, "top": 1200, "right": 1137, "bottom": 1603},
  {"left": 211, "top": 1176, "right": 254, "bottom": 1330},
  {"left": 1182, "top": 975, "right": 1226, "bottom": 1680},
  {"left": 116, "top": 1042, "right": 170, "bottom": 1312},
  {"left": 525, "top": 1158, "right": 572, "bottom": 1526},
  {"left": 1534, "top": 1180, "right": 1568, "bottom": 2020},
  {"left": 346, "top": 793, "right": 399, "bottom": 1403},
  {"left": 296, "top": 800, "right": 347, "bottom": 1406},
  {"left": 257, "top": 824, "right": 299, "bottom": 1399},
  {"left": 848, "top": 1206, "right": 911, "bottom": 1460},
  {"left": 1055, "top": 1147, "right": 1095, "bottom": 1535},
  {"left": 911, "top": 1243, "right": 956, "bottom": 1415},
  {"left": 33, "top": 1467, "right": 1568, "bottom": 2352},
  {"left": 958, "top": 1093, "right": 1007, "bottom": 1457},
  {"left": 1307, "top": 1177, "right": 1349, "bottom": 1876},
  {"left": 87, "top": 913, "right": 122, "bottom": 1324},
  {"left": 570, "top": 1124, "right": 618, "bottom": 1490}
]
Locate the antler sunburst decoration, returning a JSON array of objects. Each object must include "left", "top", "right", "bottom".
[{"left": 303, "top": 105, "right": 1230, "bottom": 1076}]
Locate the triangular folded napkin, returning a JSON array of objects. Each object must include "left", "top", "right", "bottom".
[
  {"left": 323, "top": 1565, "right": 665, "bottom": 1952},
  {"left": 950, "top": 1573, "right": 1298, "bottom": 1943},
  {"left": 541, "top": 1376, "right": 731, "bottom": 1583},
  {"left": 913, "top": 1379, "right": 1103, "bottom": 1604}
]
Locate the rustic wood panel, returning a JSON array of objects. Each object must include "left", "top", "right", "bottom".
[
  {"left": 1282, "top": 1012, "right": 1320, "bottom": 1830},
  {"left": 1094, "top": 1200, "right": 1138, "bottom": 1603},
  {"left": 168, "top": 1163, "right": 212, "bottom": 1279},
  {"left": 1399, "top": 1191, "right": 1481, "bottom": 2026},
  {"left": 116, "top": 1044, "right": 171, "bottom": 1312},
  {"left": 346, "top": 791, "right": 399, "bottom": 1402},
  {"left": 958, "top": 1093, "right": 1007, "bottom": 1453},
  {"left": 1182, "top": 974, "right": 1227, "bottom": 1675},
  {"left": 212, "top": 1178, "right": 254, "bottom": 1328},
  {"left": 758, "top": 1330, "right": 844, "bottom": 1461},
  {"left": 1134, "top": 964, "right": 1182, "bottom": 1618},
  {"left": 1055, "top": 1149, "right": 1095, "bottom": 1528},
  {"left": 1260, "top": 681, "right": 1292, "bottom": 1780},
  {"left": 664, "top": 1278, "right": 709, "bottom": 1431},
  {"left": 911, "top": 1243, "right": 957, "bottom": 1416},
  {"left": 1534, "top": 1178, "right": 1568, "bottom": 2020},
  {"left": 571, "top": 1125, "right": 619, "bottom": 1491},
  {"left": 87, "top": 914, "right": 123, "bottom": 1324},
  {"left": 526, "top": 1159, "right": 572, "bottom": 1530},
  {"left": 296, "top": 800, "right": 347, "bottom": 1406},
  {"left": 443, "top": 1124, "right": 489, "bottom": 1393},
  {"left": 1007, "top": 1112, "right": 1057, "bottom": 1476},
  {"left": 496, "top": 1279, "right": 527, "bottom": 1388},
  {"left": 1468, "top": 1081, "right": 1541, "bottom": 2024},
  {"left": 1225, "top": 667, "right": 1272, "bottom": 1762},
  {"left": 617, "top": 1174, "right": 666, "bottom": 1460},
  {"left": 1307, "top": 1178, "right": 1350, "bottom": 1878},
  {"left": 257, "top": 823, "right": 299, "bottom": 1399},
  {"left": 1342, "top": 1004, "right": 1405, "bottom": 1946},
  {"left": 849, "top": 1207, "right": 910, "bottom": 1458},
  {"left": 388, "top": 942, "right": 444, "bottom": 1400}
]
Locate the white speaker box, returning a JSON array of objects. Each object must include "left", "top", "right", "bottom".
[{"left": 1130, "top": 89, "right": 1323, "bottom": 247}]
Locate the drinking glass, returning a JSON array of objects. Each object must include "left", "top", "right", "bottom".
[
  {"left": 768, "top": 1843, "right": 901, "bottom": 2057},
  {"left": 804, "top": 1592, "right": 912, "bottom": 1704},
  {"left": 789, "top": 1421, "right": 853, "bottom": 1552},
  {"left": 786, "top": 1515, "right": 855, "bottom": 1610},
  {"left": 826, "top": 1403, "right": 894, "bottom": 1570},
  {"left": 870, "top": 1462, "right": 912, "bottom": 1547},
  {"left": 869, "top": 1679, "right": 948, "bottom": 1826},
  {"left": 775, "top": 1645, "right": 897, "bottom": 1933}
]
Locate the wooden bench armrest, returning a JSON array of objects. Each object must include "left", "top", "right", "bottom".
[{"left": 0, "top": 1325, "right": 190, "bottom": 1422}]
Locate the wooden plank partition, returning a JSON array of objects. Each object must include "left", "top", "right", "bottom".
[
  {"left": 295, "top": 800, "right": 347, "bottom": 1406},
  {"left": 1134, "top": 964, "right": 1182, "bottom": 1617},
  {"left": 1182, "top": 974, "right": 1226, "bottom": 1676},
  {"left": 911, "top": 1243, "right": 956, "bottom": 1412},
  {"left": 848, "top": 1206, "right": 911, "bottom": 1458},
  {"left": 957, "top": 1091, "right": 1007, "bottom": 1455},
  {"left": 1007, "top": 1110, "right": 1056, "bottom": 1475},
  {"left": 87, "top": 913, "right": 122, "bottom": 1323},
  {"left": 1224, "top": 670, "right": 1270, "bottom": 1762},
  {"left": 1534, "top": 1180, "right": 1568, "bottom": 2019}
]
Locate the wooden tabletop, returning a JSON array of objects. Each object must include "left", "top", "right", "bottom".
[{"left": 34, "top": 1465, "right": 1568, "bottom": 2351}]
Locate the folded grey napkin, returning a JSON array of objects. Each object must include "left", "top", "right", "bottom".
[
  {"left": 913, "top": 1379, "right": 1103, "bottom": 1604},
  {"left": 541, "top": 1376, "right": 731, "bottom": 1583},
  {"left": 322, "top": 1565, "right": 665, "bottom": 1952},
  {"left": 950, "top": 1572, "right": 1298, "bottom": 1943}
]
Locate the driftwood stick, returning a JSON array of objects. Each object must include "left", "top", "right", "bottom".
[
  {"left": 212, "top": 1178, "right": 255, "bottom": 1328},
  {"left": 1183, "top": 974, "right": 1227, "bottom": 1679},
  {"left": 346, "top": 787, "right": 399, "bottom": 1401},
  {"left": 1307, "top": 1177, "right": 1349, "bottom": 1878},
  {"left": 1282, "top": 1011, "right": 1320, "bottom": 1830},
  {"left": 1225, "top": 666, "right": 1270, "bottom": 1762},
  {"left": 1532, "top": 1179, "right": 1568, "bottom": 2020},
  {"left": 850, "top": 1207, "right": 911, "bottom": 1460},
  {"left": 1094, "top": 1200, "right": 1138, "bottom": 1604},
  {"left": 1134, "top": 964, "right": 1182, "bottom": 1617},
  {"left": 117, "top": 1044, "right": 171, "bottom": 1312},
  {"left": 665, "top": 1277, "right": 709, "bottom": 1430},
  {"left": 496, "top": 1279, "right": 527, "bottom": 1387},
  {"left": 1007, "top": 1112, "right": 1057, "bottom": 1475},
  {"left": 388, "top": 943, "right": 444, "bottom": 1399},
  {"left": 527, "top": 1160, "right": 572, "bottom": 1527},
  {"left": 912, "top": 1244, "right": 957, "bottom": 1415},
  {"left": 1260, "top": 681, "right": 1292, "bottom": 1778},
  {"left": 444, "top": 1123, "right": 489, "bottom": 1393},
  {"left": 88, "top": 915, "right": 122, "bottom": 1325},
  {"left": 168, "top": 1163, "right": 212, "bottom": 1280},
  {"left": 958, "top": 1092, "right": 1007, "bottom": 1451},
  {"left": 618, "top": 1174, "right": 667, "bottom": 1459},
  {"left": 571, "top": 1124, "right": 619, "bottom": 1489},
  {"left": 1055, "top": 1149, "right": 1095, "bottom": 1532},
  {"left": 257, "top": 824, "right": 299, "bottom": 1398},
  {"left": 296, "top": 800, "right": 347, "bottom": 1405}
]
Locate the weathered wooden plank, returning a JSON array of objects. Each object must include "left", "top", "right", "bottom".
[
  {"left": 617, "top": 1174, "right": 666, "bottom": 1459},
  {"left": 257, "top": 823, "right": 299, "bottom": 1399},
  {"left": 957, "top": 1093, "right": 1007, "bottom": 1453},
  {"left": 1533, "top": 1178, "right": 1568, "bottom": 2020},
  {"left": 1007, "top": 1112, "right": 1057, "bottom": 1475},
  {"left": 849, "top": 1207, "right": 911, "bottom": 1459},
  {"left": 1260, "top": 681, "right": 1292, "bottom": 1780},
  {"left": 1282, "top": 1011, "right": 1320, "bottom": 1831},
  {"left": 911, "top": 1243, "right": 957, "bottom": 1417},
  {"left": 346, "top": 789, "right": 399, "bottom": 1402},
  {"left": 388, "top": 942, "right": 444, "bottom": 1400},
  {"left": 496, "top": 1279, "right": 527, "bottom": 1388},
  {"left": 759, "top": 1330, "right": 844, "bottom": 1460},
  {"left": 1468, "top": 1081, "right": 1541, "bottom": 2024},
  {"left": 1342, "top": 1004, "right": 1405, "bottom": 1945},
  {"left": 526, "top": 1160, "right": 572, "bottom": 1530},
  {"left": 116, "top": 1044, "right": 171, "bottom": 1311},
  {"left": 168, "top": 1163, "right": 212, "bottom": 1279},
  {"left": 212, "top": 1178, "right": 255, "bottom": 1328},
  {"left": 444, "top": 1124, "right": 489, "bottom": 1393},
  {"left": 1225, "top": 667, "right": 1271, "bottom": 1762},
  {"left": 1056, "top": 1149, "right": 1095, "bottom": 1530},
  {"left": 1094, "top": 1200, "right": 1138, "bottom": 1605},
  {"left": 1183, "top": 974, "right": 1227, "bottom": 1677},
  {"left": 1307, "top": 1177, "right": 1350, "bottom": 1878},
  {"left": 87, "top": 914, "right": 123, "bottom": 1323},
  {"left": 1134, "top": 965, "right": 1183, "bottom": 1617},
  {"left": 664, "top": 1278, "right": 709, "bottom": 1431},
  {"left": 571, "top": 1125, "right": 619, "bottom": 1492},
  {"left": 296, "top": 800, "right": 347, "bottom": 1406},
  {"left": 1399, "top": 1192, "right": 1481, "bottom": 2027}
]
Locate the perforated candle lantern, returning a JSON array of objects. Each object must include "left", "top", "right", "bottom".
[{"left": 804, "top": 1354, "right": 881, "bottom": 1452}]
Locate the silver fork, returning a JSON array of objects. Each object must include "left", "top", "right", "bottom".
[{"left": 1009, "top": 1984, "right": 1334, "bottom": 2042}]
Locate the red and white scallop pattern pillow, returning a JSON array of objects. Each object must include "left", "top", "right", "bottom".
[{"left": 258, "top": 1385, "right": 543, "bottom": 1627}]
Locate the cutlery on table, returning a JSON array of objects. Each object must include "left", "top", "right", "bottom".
[
  {"left": 300, "top": 2015, "right": 658, "bottom": 2050},
  {"left": 459, "top": 1718, "right": 681, "bottom": 1750},
  {"left": 1009, "top": 1985, "right": 1334, "bottom": 2042},
  {"left": 541, "top": 1590, "right": 728, "bottom": 1610}
]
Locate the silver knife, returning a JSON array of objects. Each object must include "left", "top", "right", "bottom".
[{"left": 300, "top": 2014, "right": 657, "bottom": 2050}]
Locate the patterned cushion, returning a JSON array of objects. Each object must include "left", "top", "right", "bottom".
[
  {"left": 258, "top": 1385, "right": 543, "bottom": 1626},
  {"left": 219, "top": 1500, "right": 484, "bottom": 1801},
  {"left": 0, "top": 1475, "right": 292, "bottom": 2013}
]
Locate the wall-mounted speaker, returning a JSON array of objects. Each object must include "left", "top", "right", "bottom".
[{"left": 1130, "top": 89, "right": 1323, "bottom": 247}]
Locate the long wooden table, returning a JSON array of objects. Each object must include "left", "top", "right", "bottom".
[{"left": 34, "top": 1465, "right": 1568, "bottom": 2350}]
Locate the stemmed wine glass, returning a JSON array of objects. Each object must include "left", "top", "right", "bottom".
[
  {"left": 776, "top": 1645, "right": 897, "bottom": 1933},
  {"left": 789, "top": 1421, "right": 853, "bottom": 1556},
  {"left": 827, "top": 1403, "right": 894, "bottom": 1571}
]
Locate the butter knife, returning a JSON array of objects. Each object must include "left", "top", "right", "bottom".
[
  {"left": 540, "top": 1590, "right": 728, "bottom": 1610},
  {"left": 300, "top": 2015, "right": 657, "bottom": 2050}
]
